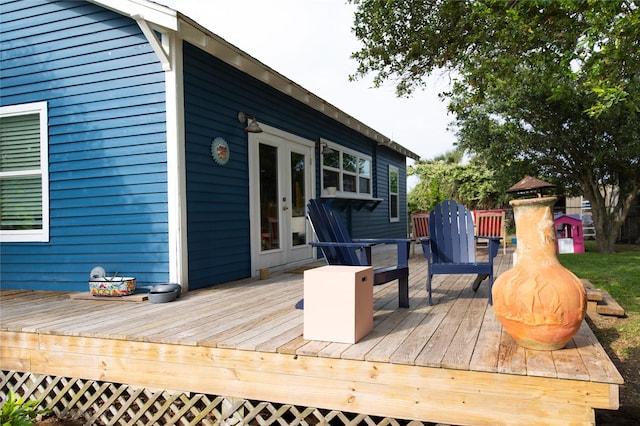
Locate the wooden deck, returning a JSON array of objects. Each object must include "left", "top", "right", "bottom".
[{"left": 0, "top": 246, "right": 623, "bottom": 425}]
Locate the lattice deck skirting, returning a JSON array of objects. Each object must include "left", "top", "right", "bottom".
[{"left": 1, "top": 370, "right": 430, "bottom": 425}]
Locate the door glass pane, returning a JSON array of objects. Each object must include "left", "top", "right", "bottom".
[
  {"left": 259, "top": 144, "right": 279, "bottom": 251},
  {"left": 290, "top": 152, "right": 306, "bottom": 246}
]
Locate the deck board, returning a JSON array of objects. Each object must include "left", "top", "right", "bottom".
[
  {"left": 415, "top": 283, "right": 476, "bottom": 368},
  {"left": 0, "top": 245, "right": 623, "bottom": 425},
  {"left": 440, "top": 289, "right": 489, "bottom": 370},
  {"left": 468, "top": 296, "right": 503, "bottom": 373},
  {"left": 525, "top": 349, "right": 558, "bottom": 378},
  {"left": 553, "top": 340, "right": 592, "bottom": 381},
  {"left": 498, "top": 328, "right": 528, "bottom": 375}
]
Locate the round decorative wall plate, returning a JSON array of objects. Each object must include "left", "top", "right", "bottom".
[{"left": 211, "top": 137, "right": 230, "bottom": 165}]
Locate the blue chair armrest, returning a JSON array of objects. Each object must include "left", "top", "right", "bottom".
[
  {"left": 419, "top": 237, "right": 433, "bottom": 261},
  {"left": 352, "top": 238, "right": 410, "bottom": 265},
  {"left": 352, "top": 238, "right": 411, "bottom": 245},
  {"left": 487, "top": 237, "right": 501, "bottom": 260},
  {"left": 309, "top": 241, "right": 373, "bottom": 264},
  {"left": 308, "top": 241, "right": 375, "bottom": 248},
  {"left": 474, "top": 235, "right": 502, "bottom": 242}
]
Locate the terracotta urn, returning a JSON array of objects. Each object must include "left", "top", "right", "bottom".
[{"left": 492, "top": 196, "right": 586, "bottom": 350}]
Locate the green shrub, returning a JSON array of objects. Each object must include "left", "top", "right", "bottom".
[{"left": 1, "top": 389, "right": 50, "bottom": 426}]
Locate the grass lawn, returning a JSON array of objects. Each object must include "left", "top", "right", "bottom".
[{"left": 558, "top": 241, "right": 640, "bottom": 424}]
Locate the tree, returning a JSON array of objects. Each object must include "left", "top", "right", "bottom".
[
  {"left": 408, "top": 154, "right": 456, "bottom": 213},
  {"left": 408, "top": 148, "right": 506, "bottom": 212},
  {"left": 349, "top": 0, "right": 640, "bottom": 252}
]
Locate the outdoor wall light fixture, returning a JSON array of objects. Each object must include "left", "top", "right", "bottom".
[
  {"left": 317, "top": 140, "right": 334, "bottom": 155},
  {"left": 237, "top": 111, "right": 263, "bottom": 133}
]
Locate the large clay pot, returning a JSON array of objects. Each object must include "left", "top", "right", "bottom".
[{"left": 492, "top": 196, "right": 586, "bottom": 350}]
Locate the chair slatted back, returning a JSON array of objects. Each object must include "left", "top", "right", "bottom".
[
  {"left": 411, "top": 212, "right": 430, "bottom": 239},
  {"left": 307, "top": 199, "right": 362, "bottom": 265},
  {"left": 410, "top": 212, "right": 430, "bottom": 255},
  {"left": 429, "top": 200, "right": 476, "bottom": 264},
  {"left": 475, "top": 210, "right": 506, "bottom": 254}
]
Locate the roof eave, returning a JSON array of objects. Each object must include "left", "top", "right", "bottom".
[{"left": 88, "top": 0, "right": 178, "bottom": 30}]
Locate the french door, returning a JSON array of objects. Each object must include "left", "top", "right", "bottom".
[{"left": 249, "top": 128, "right": 314, "bottom": 275}]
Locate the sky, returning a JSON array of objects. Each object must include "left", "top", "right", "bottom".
[{"left": 160, "top": 0, "right": 457, "bottom": 164}]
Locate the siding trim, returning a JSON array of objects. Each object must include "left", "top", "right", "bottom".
[
  {"left": 163, "top": 32, "right": 189, "bottom": 289},
  {"left": 127, "top": 11, "right": 188, "bottom": 289}
]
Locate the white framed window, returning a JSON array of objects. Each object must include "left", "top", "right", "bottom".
[
  {"left": 389, "top": 165, "right": 399, "bottom": 222},
  {"left": 320, "top": 139, "right": 372, "bottom": 198},
  {"left": 0, "top": 102, "right": 49, "bottom": 242}
]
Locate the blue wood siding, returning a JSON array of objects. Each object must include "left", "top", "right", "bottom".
[
  {"left": 0, "top": 0, "right": 169, "bottom": 291},
  {"left": 183, "top": 43, "right": 252, "bottom": 289},
  {"left": 183, "top": 42, "right": 408, "bottom": 288}
]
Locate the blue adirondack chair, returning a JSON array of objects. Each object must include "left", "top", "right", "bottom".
[
  {"left": 296, "top": 199, "right": 410, "bottom": 309},
  {"left": 420, "top": 199, "right": 501, "bottom": 305}
]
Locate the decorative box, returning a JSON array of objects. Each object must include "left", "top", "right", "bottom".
[
  {"left": 303, "top": 265, "right": 373, "bottom": 344},
  {"left": 89, "top": 277, "right": 136, "bottom": 296}
]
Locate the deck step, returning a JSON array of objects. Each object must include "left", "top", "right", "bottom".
[{"left": 582, "top": 279, "right": 625, "bottom": 317}]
